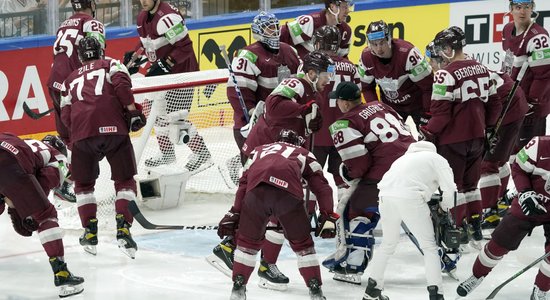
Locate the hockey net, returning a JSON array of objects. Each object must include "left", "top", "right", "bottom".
[{"left": 56, "top": 68, "right": 239, "bottom": 229}]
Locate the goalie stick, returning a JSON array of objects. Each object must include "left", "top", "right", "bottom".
[
  {"left": 486, "top": 251, "right": 550, "bottom": 300},
  {"left": 23, "top": 102, "right": 54, "bottom": 120}
]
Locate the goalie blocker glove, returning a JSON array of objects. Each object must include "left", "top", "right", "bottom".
[
  {"left": 126, "top": 103, "right": 147, "bottom": 132},
  {"left": 146, "top": 57, "right": 174, "bottom": 77},
  {"left": 217, "top": 207, "right": 240, "bottom": 239},
  {"left": 519, "top": 190, "right": 548, "bottom": 216},
  {"left": 316, "top": 211, "right": 339, "bottom": 238}
]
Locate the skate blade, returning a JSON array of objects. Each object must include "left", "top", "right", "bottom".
[
  {"left": 205, "top": 254, "right": 232, "bottom": 278},
  {"left": 59, "top": 283, "right": 84, "bottom": 298},
  {"left": 217, "top": 165, "right": 237, "bottom": 189},
  {"left": 444, "top": 270, "right": 460, "bottom": 281},
  {"left": 82, "top": 245, "right": 97, "bottom": 256},
  {"left": 257, "top": 278, "right": 288, "bottom": 291},
  {"left": 118, "top": 240, "right": 136, "bottom": 259},
  {"left": 188, "top": 160, "right": 214, "bottom": 176},
  {"left": 332, "top": 273, "right": 362, "bottom": 285}
]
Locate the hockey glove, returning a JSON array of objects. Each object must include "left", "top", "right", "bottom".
[
  {"left": 419, "top": 126, "right": 436, "bottom": 144},
  {"left": 0, "top": 195, "right": 4, "bottom": 216},
  {"left": 125, "top": 103, "right": 147, "bottom": 132},
  {"left": 146, "top": 57, "right": 173, "bottom": 77},
  {"left": 123, "top": 51, "right": 146, "bottom": 75},
  {"left": 302, "top": 101, "right": 322, "bottom": 133},
  {"left": 519, "top": 190, "right": 547, "bottom": 216},
  {"left": 419, "top": 112, "right": 431, "bottom": 126},
  {"left": 315, "top": 212, "right": 339, "bottom": 238},
  {"left": 339, "top": 163, "right": 358, "bottom": 186},
  {"left": 485, "top": 127, "right": 499, "bottom": 155},
  {"left": 8, "top": 207, "right": 33, "bottom": 237},
  {"left": 217, "top": 208, "right": 240, "bottom": 239}
]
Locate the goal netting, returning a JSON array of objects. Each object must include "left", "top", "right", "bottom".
[{"left": 56, "top": 68, "right": 239, "bottom": 229}]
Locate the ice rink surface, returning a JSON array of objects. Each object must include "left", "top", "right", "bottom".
[{"left": 0, "top": 190, "right": 547, "bottom": 300}]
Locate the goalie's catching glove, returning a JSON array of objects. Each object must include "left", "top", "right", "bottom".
[
  {"left": 316, "top": 212, "right": 339, "bottom": 238},
  {"left": 125, "top": 103, "right": 146, "bottom": 132},
  {"left": 519, "top": 190, "right": 547, "bottom": 216},
  {"left": 217, "top": 207, "right": 240, "bottom": 239}
]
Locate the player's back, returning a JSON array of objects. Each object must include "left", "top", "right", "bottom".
[
  {"left": 48, "top": 13, "right": 104, "bottom": 93},
  {"left": 62, "top": 59, "right": 130, "bottom": 142}
]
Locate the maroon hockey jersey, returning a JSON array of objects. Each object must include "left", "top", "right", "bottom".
[
  {"left": 136, "top": 1, "right": 198, "bottom": 73},
  {"left": 235, "top": 141, "right": 333, "bottom": 214},
  {"left": 329, "top": 102, "right": 415, "bottom": 180},
  {"left": 280, "top": 10, "right": 352, "bottom": 58},
  {"left": 242, "top": 76, "right": 317, "bottom": 157},
  {"left": 316, "top": 55, "right": 360, "bottom": 147},
  {"left": 502, "top": 22, "right": 550, "bottom": 117},
  {"left": 489, "top": 70, "right": 528, "bottom": 125},
  {"left": 227, "top": 42, "right": 302, "bottom": 129},
  {"left": 358, "top": 38, "right": 433, "bottom": 113},
  {"left": 426, "top": 59, "right": 502, "bottom": 145},
  {"left": 511, "top": 136, "right": 550, "bottom": 222},
  {"left": 47, "top": 13, "right": 105, "bottom": 93},
  {"left": 0, "top": 133, "right": 65, "bottom": 193},
  {"left": 60, "top": 59, "right": 135, "bottom": 143}
]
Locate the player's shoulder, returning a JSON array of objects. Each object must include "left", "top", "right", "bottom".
[{"left": 529, "top": 22, "right": 550, "bottom": 37}]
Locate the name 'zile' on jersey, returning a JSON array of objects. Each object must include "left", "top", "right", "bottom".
[{"left": 426, "top": 59, "right": 501, "bottom": 145}]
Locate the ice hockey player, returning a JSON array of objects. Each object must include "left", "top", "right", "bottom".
[
  {"left": 125, "top": 0, "right": 212, "bottom": 174},
  {"left": 0, "top": 133, "right": 84, "bottom": 298},
  {"left": 311, "top": 25, "right": 360, "bottom": 200},
  {"left": 60, "top": 37, "right": 146, "bottom": 259},
  {"left": 222, "top": 11, "right": 302, "bottom": 186},
  {"left": 323, "top": 81, "right": 415, "bottom": 284},
  {"left": 457, "top": 135, "right": 550, "bottom": 300},
  {"left": 362, "top": 141, "right": 457, "bottom": 300},
  {"left": 357, "top": 19, "right": 433, "bottom": 130},
  {"left": 420, "top": 26, "right": 502, "bottom": 248},
  {"left": 280, "top": 0, "right": 353, "bottom": 58},
  {"left": 210, "top": 50, "right": 332, "bottom": 291},
  {"left": 218, "top": 129, "right": 338, "bottom": 300}
]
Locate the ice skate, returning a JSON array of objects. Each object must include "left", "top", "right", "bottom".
[
  {"left": 53, "top": 181, "right": 76, "bottom": 203},
  {"left": 363, "top": 278, "right": 389, "bottom": 300},
  {"left": 185, "top": 149, "right": 213, "bottom": 175},
  {"left": 428, "top": 285, "right": 444, "bottom": 300},
  {"left": 439, "top": 248, "right": 459, "bottom": 281},
  {"left": 308, "top": 278, "right": 326, "bottom": 300},
  {"left": 257, "top": 259, "right": 289, "bottom": 291},
  {"left": 332, "top": 264, "right": 363, "bottom": 285},
  {"left": 116, "top": 214, "right": 137, "bottom": 259},
  {"left": 531, "top": 285, "right": 549, "bottom": 300},
  {"left": 50, "top": 257, "right": 84, "bottom": 298},
  {"left": 144, "top": 152, "right": 176, "bottom": 167},
  {"left": 230, "top": 274, "right": 246, "bottom": 300},
  {"left": 206, "top": 236, "right": 235, "bottom": 277},
  {"left": 79, "top": 218, "right": 98, "bottom": 255},
  {"left": 456, "top": 274, "right": 484, "bottom": 297}
]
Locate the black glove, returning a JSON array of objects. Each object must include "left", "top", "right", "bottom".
[
  {"left": 217, "top": 208, "right": 240, "bottom": 239},
  {"left": 146, "top": 58, "right": 173, "bottom": 77},
  {"left": 519, "top": 190, "right": 547, "bottom": 216},
  {"left": 308, "top": 113, "right": 323, "bottom": 132},
  {"left": 485, "top": 127, "right": 499, "bottom": 154},
  {"left": 419, "top": 112, "right": 431, "bottom": 126},
  {"left": 125, "top": 103, "right": 146, "bottom": 132},
  {"left": 123, "top": 51, "right": 147, "bottom": 75},
  {"left": 315, "top": 212, "right": 339, "bottom": 238},
  {"left": 419, "top": 126, "right": 436, "bottom": 143},
  {"left": 8, "top": 207, "right": 34, "bottom": 237},
  {"left": 0, "top": 195, "right": 4, "bottom": 216}
]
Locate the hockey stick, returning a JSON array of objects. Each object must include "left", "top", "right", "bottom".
[
  {"left": 486, "top": 251, "right": 550, "bottom": 299},
  {"left": 23, "top": 102, "right": 54, "bottom": 120},
  {"left": 126, "top": 47, "right": 145, "bottom": 69},
  {"left": 219, "top": 45, "right": 249, "bottom": 123},
  {"left": 401, "top": 221, "right": 424, "bottom": 255}
]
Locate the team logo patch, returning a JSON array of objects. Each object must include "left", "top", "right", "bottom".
[
  {"left": 0, "top": 141, "right": 19, "bottom": 155},
  {"left": 99, "top": 126, "right": 118, "bottom": 133},
  {"left": 269, "top": 176, "right": 288, "bottom": 188}
]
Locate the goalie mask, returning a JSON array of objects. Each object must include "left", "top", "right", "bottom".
[
  {"left": 366, "top": 20, "right": 390, "bottom": 43},
  {"left": 278, "top": 129, "right": 305, "bottom": 146},
  {"left": 313, "top": 25, "right": 341, "bottom": 53},
  {"left": 42, "top": 135, "right": 68, "bottom": 157},
  {"left": 78, "top": 36, "right": 103, "bottom": 62},
  {"left": 252, "top": 12, "right": 280, "bottom": 50}
]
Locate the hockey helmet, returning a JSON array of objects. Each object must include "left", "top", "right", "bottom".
[
  {"left": 313, "top": 25, "right": 341, "bottom": 52},
  {"left": 42, "top": 135, "right": 67, "bottom": 157},
  {"left": 509, "top": 0, "right": 534, "bottom": 5},
  {"left": 278, "top": 129, "right": 304, "bottom": 146},
  {"left": 433, "top": 27, "right": 465, "bottom": 56},
  {"left": 302, "top": 51, "right": 335, "bottom": 74},
  {"left": 324, "top": 0, "right": 354, "bottom": 9},
  {"left": 71, "top": 0, "right": 95, "bottom": 11},
  {"left": 366, "top": 20, "right": 390, "bottom": 42},
  {"left": 251, "top": 11, "right": 280, "bottom": 50},
  {"left": 78, "top": 36, "right": 104, "bottom": 62},
  {"left": 425, "top": 41, "right": 442, "bottom": 60}
]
